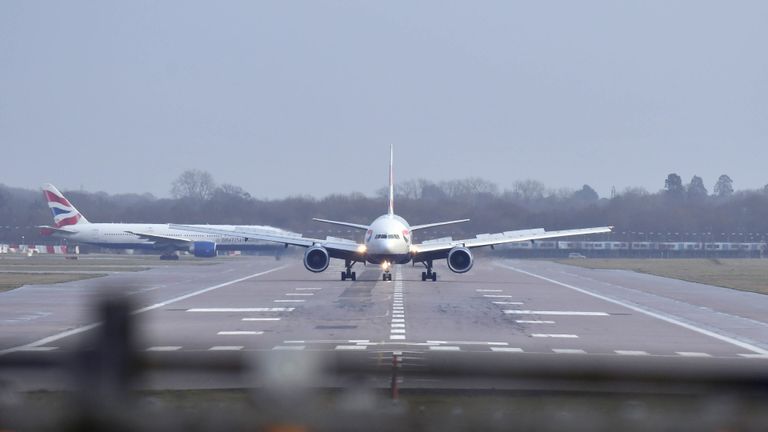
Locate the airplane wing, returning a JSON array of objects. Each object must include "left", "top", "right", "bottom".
[
  {"left": 169, "top": 224, "right": 365, "bottom": 260},
  {"left": 412, "top": 226, "right": 613, "bottom": 261},
  {"left": 410, "top": 219, "right": 470, "bottom": 231},
  {"left": 312, "top": 218, "right": 370, "bottom": 230}
]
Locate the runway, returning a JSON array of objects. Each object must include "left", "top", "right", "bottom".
[{"left": 2, "top": 256, "right": 768, "bottom": 363}]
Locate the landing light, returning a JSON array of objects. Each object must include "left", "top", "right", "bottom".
[
  {"left": 381, "top": 261, "right": 390, "bottom": 270},
  {"left": 357, "top": 244, "right": 367, "bottom": 254}
]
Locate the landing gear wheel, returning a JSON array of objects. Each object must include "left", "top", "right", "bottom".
[
  {"left": 383, "top": 273, "right": 392, "bottom": 281},
  {"left": 341, "top": 271, "right": 347, "bottom": 281},
  {"left": 421, "top": 272, "right": 427, "bottom": 281},
  {"left": 351, "top": 272, "right": 356, "bottom": 281},
  {"left": 431, "top": 272, "right": 437, "bottom": 282}
]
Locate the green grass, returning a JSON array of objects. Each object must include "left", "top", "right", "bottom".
[
  {"left": 557, "top": 258, "right": 768, "bottom": 294},
  {"left": 0, "top": 272, "right": 106, "bottom": 292}
]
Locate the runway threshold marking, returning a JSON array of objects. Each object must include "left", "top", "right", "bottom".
[
  {"left": 498, "top": 263, "right": 768, "bottom": 356},
  {"left": 0, "top": 265, "right": 289, "bottom": 357}
]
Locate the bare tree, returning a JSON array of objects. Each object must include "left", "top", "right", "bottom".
[
  {"left": 171, "top": 169, "right": 216, "bottom": 201},
  {"left": 714, "top": 174, "right": 734, "bottom": 198}
]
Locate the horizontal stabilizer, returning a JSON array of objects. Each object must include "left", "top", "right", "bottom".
[{"left": 38, "top": 225, "right": 77, "bottom": 236}]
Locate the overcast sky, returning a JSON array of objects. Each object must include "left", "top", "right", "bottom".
[{"left": 1, "top": 1, "right": 766, "bottom": 199}]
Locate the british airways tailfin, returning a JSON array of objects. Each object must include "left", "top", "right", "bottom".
[{"left": 41, "top": 184, "right": 89, "bottom": 227}]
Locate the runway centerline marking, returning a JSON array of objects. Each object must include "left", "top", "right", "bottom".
[
  {"left": 516, "top": 320, "right": 555, "bottom": 324},
  {"left": 242, "top": 317, "right": 281, "bottom": 321},
  {"left": 218, "top": 331, "right": 263, "bottom": 335},
  {"left": 210, "top": 346, "right": 244, "bottom": 351},
  {"left": 0, "top": 265, "right": 288, "bottom": 357},
  {"left": 676, "top": 351, "right": 711, "bottom": 357},
  {"left": 504, "top": 310, "right": 609, "bottom": 316},
  {"left": 188, "top": 308, "right": 294, "bottom": 312},
  {"left": 499, "top": 263, "right": 768, "bottom": 356}
]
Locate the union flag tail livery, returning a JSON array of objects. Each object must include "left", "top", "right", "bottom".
[{"left": 42, "top": 184, "right": 89, "bottom": 227}]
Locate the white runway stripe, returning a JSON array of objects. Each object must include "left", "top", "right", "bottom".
[
  {"left": 553, "top": 349, "right": 587, "bottom": 354},
  {"left": 493, "top": 301, "right": 524, "bottom": 305},
  {"left": 476, "top": 289, "right": 502, "bottom": 292},
  {"left": 483, "top": 295, "right": 513, "bottom": 298},
  {"left": 146, "top": 346, "right": 181, "bottom": 351},
  {"left": 273, "top": 345, "right": 305, "bottom": 350},
  {"left": 504, "top": 310, "right": 608, "bottom": 316},
  {"left": 739, "top": 354, "right": 768, "bottom": 359},
  {"left": 295, "top": 288, "right": 322, "bottom": 290},
  {"left": 516, "top": 320, "right": 555, "bottom": 324},
  {"left": 615, "top": 350, "right": 649, "bottom": 356},
  {"left": 430, "top": 346, "right": 461, "bottom": 351},
  {"left": 188, "top": 308, "right": 294, "bottom": 312},
  {"left": 490, "top": 347, "right": 524, "bottom": 353},
  {"left": 676, "top": 352, "right": 711, "bottom": 357},
  {"left": 499, "top": 263, "right": 768, "bottom": 356},
  {"left": 218, "top": 331, "right": 263, "bottom": 335},
  {"left": 531, "top": 334, "right": 579, "bottom": 338},
  {"left": 274, "top": 300, "right": 305, "bottom": 303},
  {"left": 285, "top": 293, "right": 313, "bottom": 296},
  {"left": 390, "top": 335, "right": 406, "bottom": 340},
  {"left": 0, "top": 265, "right": 287, "bottom": 357},
  {"left": 242, "top": 317, "right": 281, "bottom": 321},
  {"left": 16, "top": 346, "right": 58, "bottom": 352},
  {"left": 335, "top": 345, "right": 367, "bottom": 350},
  {"left": 209, "top": 346, "right": 244, "bottom": 351}
]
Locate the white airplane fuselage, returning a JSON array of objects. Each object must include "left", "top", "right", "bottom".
[
  {"left": 363, "top": 214, "right": 412, "bottom": 265},
  {"left": 52, "top": 223, "right": 271, "bottom": 251}
]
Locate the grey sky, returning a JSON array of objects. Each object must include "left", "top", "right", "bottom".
[{"left": 1, "top": 1, "right": 766, "bottom": 199}]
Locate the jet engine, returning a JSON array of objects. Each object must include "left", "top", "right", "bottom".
[
  {"left": 190, "top": 241, "right": 217, "bottom": 258},
  {"left": 303, "top": 246, "right": 330, "bottom": 272},
  {"left": 447, "top": 246, "right": 473, "bottom": 273}
]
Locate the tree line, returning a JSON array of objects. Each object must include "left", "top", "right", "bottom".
[{"left": 2, "top": 170, "right": 768, "bottom": 243}]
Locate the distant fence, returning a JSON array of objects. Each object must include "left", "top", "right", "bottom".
[{"left": 494, "top": 241, "right": 767, "bottom": 258}]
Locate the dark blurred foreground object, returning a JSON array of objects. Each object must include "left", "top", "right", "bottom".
[{"left": 1, "top": 295, "right": 768, "bottom": 431}]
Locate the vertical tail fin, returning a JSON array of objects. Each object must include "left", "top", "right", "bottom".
[
  {"left": 388, "top": 145, "right": 394, "bottom": 216},
  {"left": 41, "top": 184, "right": 89, "bottom": 227}
]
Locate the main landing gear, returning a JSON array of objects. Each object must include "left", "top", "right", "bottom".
[
  {"left": 421, "top": 260, "right": 437, "bottom": 282},
  {"left": 341, "top": 260, "right": 357, "bottom": 281},
  {"left": 382, "top": 272, "right": 392, "bottom": 281}
]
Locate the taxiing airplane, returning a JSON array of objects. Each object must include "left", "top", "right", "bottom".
[
  {"left": 40, "top": 183, "right": 294, "bottom": 258},
  {"left": 172, "top": 148, "right": 613, "bottom": 280}
]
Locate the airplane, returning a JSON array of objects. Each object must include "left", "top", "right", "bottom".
[
  {"left": 39, "top": 183, "right": 295, "bottom": 259},
  {"left": 172, "top": 147, "right": 613, "bottom": 281}
]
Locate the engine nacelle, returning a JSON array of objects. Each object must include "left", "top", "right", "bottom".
[
  {"left": 190, "top": 241, "right": 217, "bottom": 258},
  {"left": 303, "top": 246, "right": 330, "bottom": 272},
  {"left": 447, "top": 247, "right": 474, "bottom": 273}
]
